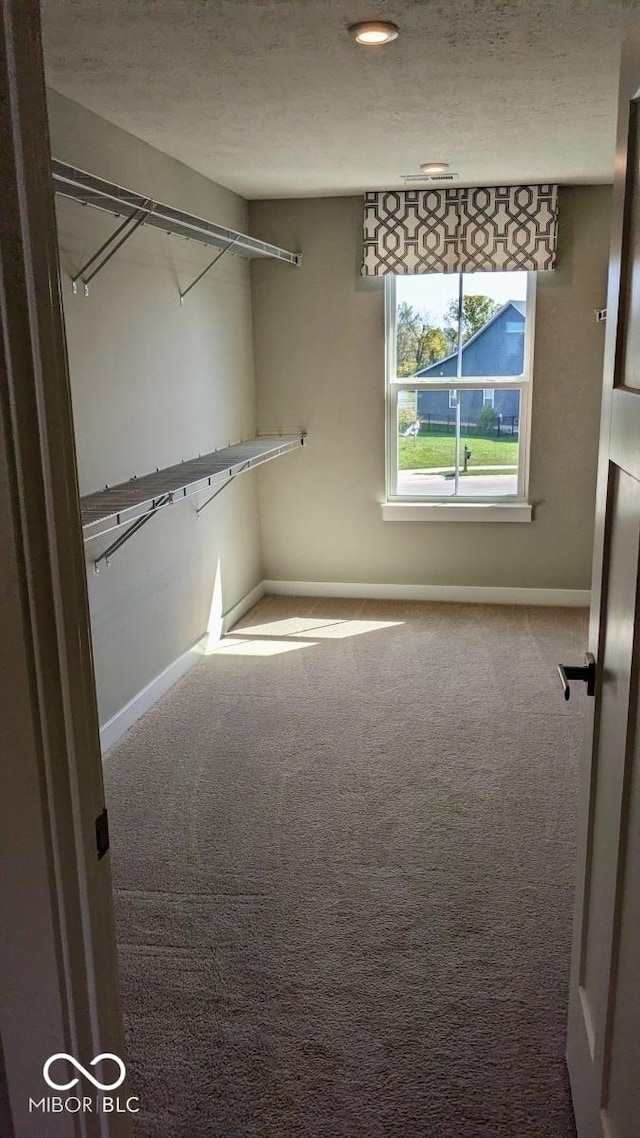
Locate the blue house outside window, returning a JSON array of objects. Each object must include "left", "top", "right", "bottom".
[{"left": 414, "top": 300, "right": 524, "bottom": 428}]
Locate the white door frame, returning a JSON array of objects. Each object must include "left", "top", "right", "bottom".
[{"left": 0, "top": 3, "right": 130, "bottom": 1135}]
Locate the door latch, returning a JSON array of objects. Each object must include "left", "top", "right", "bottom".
[
  {"left": 557, "top": 652, "right": 596, "bottom": 701},
  {"left": 95, "top": 807, "right": 110, "bottom": 859}
]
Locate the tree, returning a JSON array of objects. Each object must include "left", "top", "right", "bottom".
[
  {"left": 396, "top": 302, "right": 450, "bottom": 376},
  {"left": 396, "top": 302, "right": 422, "bottom": 376},
  {"left": 477, "top": 405, "right": 498, "bottom": 434},
  {"left": 444, "top": 294, "right": 502, "bottom": 345},
  {"left": 415, "top": 326, "right": 449, "bottom": 372}
]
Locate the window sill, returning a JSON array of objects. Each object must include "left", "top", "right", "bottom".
[{"left": 381, "top": 501, "right": 533, "bottom": 523}]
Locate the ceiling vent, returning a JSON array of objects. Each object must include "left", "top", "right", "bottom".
[{"left": 400, "top": 172, "right": 460, "bottom": 184}]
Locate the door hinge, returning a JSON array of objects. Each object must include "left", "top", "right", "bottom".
[{"left": 95, "top": 807, "right": 110, "bottom": 860}]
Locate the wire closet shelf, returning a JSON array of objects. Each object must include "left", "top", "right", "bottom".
[
  {"left": 51, "top": 159, "right": 302, "bottom": 298},
  {"left": 81, "top": 435, "right": 306, "bottom": 570}
]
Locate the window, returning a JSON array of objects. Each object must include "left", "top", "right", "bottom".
[{"left": 385, "top": 271, "right": 535, "bottom": 514}]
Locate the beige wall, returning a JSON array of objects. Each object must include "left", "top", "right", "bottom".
[
  {"left": 48, "top": 91, "right": 261, "bottom": 724},
  {"left": 250, "top": 187, "right": 611, "bottom": 591}
]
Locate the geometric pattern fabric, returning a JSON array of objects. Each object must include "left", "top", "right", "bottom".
[{"left": 362, "top": 184, "right": 558, "bottom": 275}]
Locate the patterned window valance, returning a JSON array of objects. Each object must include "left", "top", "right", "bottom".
[{"left": 362, "top": 184, "right": 558, "bottom": 275}]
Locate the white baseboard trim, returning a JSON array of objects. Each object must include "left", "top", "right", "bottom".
[
  {"left": 263, "top": 579, "right": 591, "bottom": 608},
  {"left": 100, "top": 633, "right": 208, "bottom": 753},
  {"left": 222, "top": 580, "right": 265, "bottom": 633},
  {"left": 100, "top": 582, "right": 265, "bottom": 753}
]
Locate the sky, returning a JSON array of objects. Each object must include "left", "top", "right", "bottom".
[{"left": 396, "top": 271, "right": 528, "bottom": 326}]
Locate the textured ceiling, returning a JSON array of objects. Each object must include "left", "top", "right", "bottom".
[{"left": 41, "top": 0, "right": 638, "bottom": 199}]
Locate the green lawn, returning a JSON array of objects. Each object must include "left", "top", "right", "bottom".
[{"left": 399, "top": 431, "right": 519, "bottom": 471}]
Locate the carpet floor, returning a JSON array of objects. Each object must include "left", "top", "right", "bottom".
[{"left": 104, "top": 596, "right": 586, "bottom": 1137}]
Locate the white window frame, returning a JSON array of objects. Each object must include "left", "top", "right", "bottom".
[
  {"left": 482, "top": 388, "right": 495, "bottom": 407},
  {"left": 384, "top": 272, "right": 536, "bottom": 521}
]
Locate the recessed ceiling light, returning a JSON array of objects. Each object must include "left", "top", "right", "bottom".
[
  {"left": 348, "top": 21, "right": 399, "bottom": 45},
  {"left": 420, "top": 162, "right": 450, "bottom": 174}
]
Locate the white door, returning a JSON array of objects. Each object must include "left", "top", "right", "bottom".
[{"left": 567, "top": 28, "right": 640, "bottom": 1138}]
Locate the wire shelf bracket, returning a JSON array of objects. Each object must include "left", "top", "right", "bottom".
[
  {"left": 71, "top": 201, "right": 154, "bottom": 296},
  {"left": 195, "top": 460, "right": 251, "bottom": 516},
  {"left": 52, "top": 159, "right": 302, "bottom": 297},
  {"left": 82, "top": 434, "right": 306, "bottom": 571},
  {"left": 179, "top": 236, "right": 241, "bottom": 305},
  {"left": 93, "top": 493, "right": 173, "bottom": 572}
]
